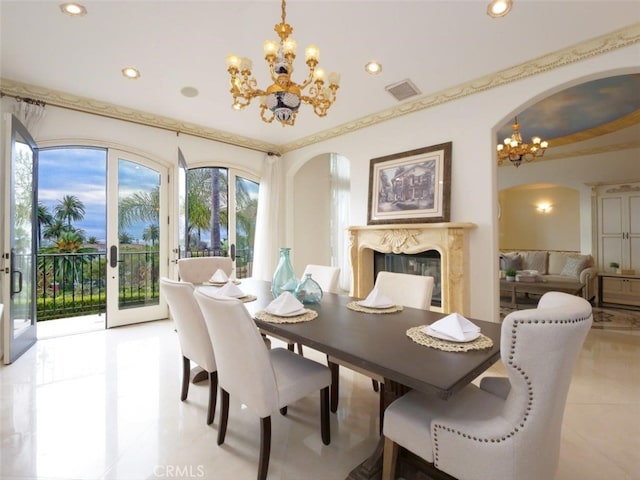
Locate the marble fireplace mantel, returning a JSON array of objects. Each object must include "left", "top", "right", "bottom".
[{"left": 348, "top": 223, "right": 476, "bottom": 315}]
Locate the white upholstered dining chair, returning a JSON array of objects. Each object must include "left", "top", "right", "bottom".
[
  {"left": 302, "top": 264, "right": 341, "bottom": 294},
  {"left": 159, "top": 277, "right": 218, "bottom": 425},
  {"left": 374, "top": 271, "right": 434, "bottom": 310},
  {"left": 194, "top": 290, "right": 331, "bottom": 480},
  {"left": 177, "top": 256, "right": 233, "bottom": 284},
  {"left": 330, "top": 272, "right": 435, "bottom": 414},
  {"left": 382, "top": 291, "right": 593, "bottom": 480}
]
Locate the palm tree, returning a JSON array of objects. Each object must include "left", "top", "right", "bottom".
[
  {"left": 119, "top": 186, "right": 159, "bottom": 228},
  {"left": 119, "top": 231, "right": 134, "bottom": 244},
  {"left": 36, "top": 202, "right": 53, "bottom": 249},
  {"left": 39, "top": 230, "right": 97, "bottom": 292},
  {"left": 187, "top": 194, "right": 210, "bottom": 247},
  {"left": 186, "top": 169, "right": 213, "bottom": 248},
  {"left": 55, "top": 195, "right": 85, "bottom": 229},
  {"left": 43, "top": 218, "right": 66, "bottom": 243},
  {"left": 54, "top": 230, "right": 85, "bottom": 253},
  {"left": 235, "top": 198, "right": 257, "bottom": 268},
  {"left": 211, "top": 169, "right": 221, "bottom": 250},
  {"left": 142, "top": 224, "right": 159, "bottom": 246}
]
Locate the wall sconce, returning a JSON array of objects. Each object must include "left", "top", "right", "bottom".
[{"left": 536, "top": 203, "right": 553, "bottom": 213}]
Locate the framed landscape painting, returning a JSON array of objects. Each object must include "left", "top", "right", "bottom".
[{"left": 367, "top": 142, "right": 451, "bottom": 225}]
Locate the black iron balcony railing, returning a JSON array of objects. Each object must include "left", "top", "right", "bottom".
[{"left": 35, "top": 248, "right": 253, "bottom": 321}]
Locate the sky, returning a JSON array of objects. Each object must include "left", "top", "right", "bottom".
[
  {"left": 496, "top": 74, "right": 640, "bottom": 141},
  {"left": 38, "top": 147, "right": 159, "bottom": 244}
]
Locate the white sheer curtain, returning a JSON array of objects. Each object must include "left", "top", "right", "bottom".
[
  {"left": 330, "top": 153, "right": 351, "bottom": 292},
  {"left": 13, "top": 97, "right": 46, "bottom": 135},
  {"left": 252, "top": 154, "right": 281, "bottom": 281}
]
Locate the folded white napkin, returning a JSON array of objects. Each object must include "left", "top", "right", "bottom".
[
  {"left": 424, "top": 313, "right": 481, "bottom": 342},
  {"left": 215, "top": 281, "right": 245, "bottom": 298},
  {"left": 265, "top": 291, "right": 305, "bottom": 316},
  {"left": 358, "top": 286, "right": 394, "bottom": 308},
  {"left": 209, "top": 268, "right": 229, "bottom": 283}
]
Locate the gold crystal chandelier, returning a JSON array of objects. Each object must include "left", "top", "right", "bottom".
[
  {"left": 496, "top": 117, "right": 549, "bottom": 167},
  {"left": 225, "top": 0, "right": 340, "bottom": 127}
]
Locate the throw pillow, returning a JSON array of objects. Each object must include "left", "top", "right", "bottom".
[
  {"left": 548, "top": 252, "right": 569, "bottom": 275},
  {"left": 560, "top": 255, "right": 589, "bottom": 278},
  {"left": 522, "top": 251, "right": 548, "bottom": 274},
  {"left": 500, "top": 253, "right": 522, "bottom": 271}
]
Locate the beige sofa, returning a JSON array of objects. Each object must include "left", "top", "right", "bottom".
[{"left": 500, "top": 250, "right": 597, "bottom": 302}]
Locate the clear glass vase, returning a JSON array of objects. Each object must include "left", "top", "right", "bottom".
[
  {"left": 271, "top": 247, "right": 298, "bottom": 298},
  {"left": 295, "top": 273, "right": 323, "bottom": 304}
]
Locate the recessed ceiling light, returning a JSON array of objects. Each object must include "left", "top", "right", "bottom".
[
  {"left": 487, "top": 0, "right": 512, "bottom": 18},
  {"left": 60, "top": 3, "right": 87, "bottom": 16},
  {"left": 121, "top": 67, "right": 141, "bottom": 79},
  {"left": 365, "top": 61, "right": 382, "bottom": 75},
  {"left": 180, "top": 87, "right": 199, "bottom": 98}
]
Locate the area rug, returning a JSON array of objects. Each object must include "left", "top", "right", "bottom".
[
  {"left": 590, "top": 307, "right": 640, "bottom": 330},
  {"left": 499, "top": 298, "right": 640, "bottom": 331}
]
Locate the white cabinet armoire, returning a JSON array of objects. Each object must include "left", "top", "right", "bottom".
[{"left": 596, "top": 183, "right": 640, "bottom": 272}]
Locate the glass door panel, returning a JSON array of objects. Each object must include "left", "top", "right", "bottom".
[
  {"left": 2, "top": 114, "right": 37, "bottom": 364},
  {"left": 182, "top": 167, "right": 258, "bottom": 279},
  {"left": 234, "top": 175, "right": 259, "bottom": 278},
  {"left": 184, "top": 167, "right": 228, "bottom": 256},
  {"left": 106, "top": 151, "right": 167, "bottom": 327}
]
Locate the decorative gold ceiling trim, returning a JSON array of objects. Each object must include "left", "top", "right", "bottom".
[
  {"left": 281, "top": 23, "right": 640, "bottom": 153},
  {"left": 0, "top": 78, "right": 280, "bottom": 154},
  {"left": 537, "top": 140, "right": 640, "bottom": 162},
  {"left": 547, "top": 109, "right": 640, "bottom": 147}
]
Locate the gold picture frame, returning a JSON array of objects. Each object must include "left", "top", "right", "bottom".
[{"left": 367, "top": 142, "right": 452, "bottom": 225}]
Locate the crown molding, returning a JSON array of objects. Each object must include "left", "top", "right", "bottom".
[
  {"left": 1, "top": 24, "right": 638, "bottom": 155},
  {"left": 280, "top": 23, "right": 640, "bottom": 153},
  {"left": 0, "top": 78, "right": 280, "bottom": 154}
]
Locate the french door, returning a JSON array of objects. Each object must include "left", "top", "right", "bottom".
[
  {"left": 105, "top": 150, "right": 168, "bottom": 327},
  {"left": 178, "top": 162, "right": 259, "bottom": 279},
  {"left": 2, "top": 115, "right": 38, "bottom": 364}
]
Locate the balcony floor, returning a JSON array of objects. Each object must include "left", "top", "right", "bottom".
[{"left": 37, "top": 313, "right": 105, "bottom": 339}]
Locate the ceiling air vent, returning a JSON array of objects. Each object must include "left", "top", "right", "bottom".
[{"left": 385, "top": 79, "right": 421, "bottom": 101}]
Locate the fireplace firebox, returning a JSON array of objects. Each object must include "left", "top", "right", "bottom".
[{"left": 374, "top": 251, "right": 441, "bottom": 308}]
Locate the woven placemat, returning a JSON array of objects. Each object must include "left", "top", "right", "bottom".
[
  {"left": 406, "top": 325, "right": 494, "bottom": 352},
  {"left": 346, "top": 301, "right": 404, "bottom": 314},
  {"left": 255, "top": 309, "right": 318, "bottom": 324},
  {"left": 239, "top": 295, "right": 257, "bottom": 303}
]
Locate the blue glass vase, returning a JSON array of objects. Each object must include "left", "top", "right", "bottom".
[
  {"left": 295, "top": 273, "right": 323, "bottom": 304},
  {"left": 271, "top": 247, "right": 298, "bottom": 298}
]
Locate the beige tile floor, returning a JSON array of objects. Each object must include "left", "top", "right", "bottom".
[{"left": 1, "top": 319, "right": 638, "bottom": 480}]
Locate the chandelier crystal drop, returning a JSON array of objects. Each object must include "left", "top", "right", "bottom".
[
  {"left": 225, "top": 0, "right": 340, "bottom": 127},
  {"left": 496, "top": 117, "right": 549, "bottom": 167}
]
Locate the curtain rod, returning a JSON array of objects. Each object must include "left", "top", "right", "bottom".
[{"left": 0, "top": 91, "right": 277, "bottom": 155}]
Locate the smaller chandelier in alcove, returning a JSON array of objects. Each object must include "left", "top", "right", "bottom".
[{"left": 496, "top": 117, "right": 549, "bottom": 167}]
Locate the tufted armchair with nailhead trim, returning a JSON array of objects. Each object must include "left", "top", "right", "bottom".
[{"left": 381, "top": 291, "right": 592, "bottom": 480}]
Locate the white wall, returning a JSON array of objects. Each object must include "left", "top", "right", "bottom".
[
  {"left": 292, "top": 153, "right": 331, "bottom": 275},
  {"left": 283, "top": 44, "right": 640, "bottom": 322}
]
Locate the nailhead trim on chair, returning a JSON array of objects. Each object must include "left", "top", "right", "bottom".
[{"left": 432, "top": 315, "right": 591, "bottom": 466}]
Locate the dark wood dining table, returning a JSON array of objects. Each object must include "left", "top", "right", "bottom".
[{"left": 215, "top": 278, "right": 502, "bottom": 480}]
